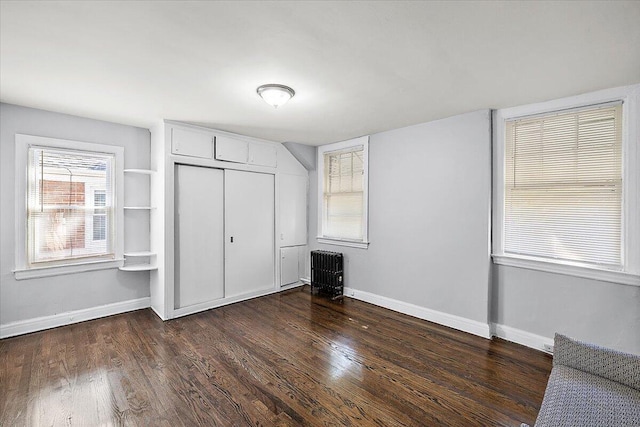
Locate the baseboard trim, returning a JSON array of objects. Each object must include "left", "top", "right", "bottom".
[
  {"left": 493, "top": 323, "right": 554, "bottom": 354},
  {"left": 343, "top": 287, "right": 491, "bottom": 339},
  {"left": 0, "top": 297, "right": 151, "bottom": 339}
]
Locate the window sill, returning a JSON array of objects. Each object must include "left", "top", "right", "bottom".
[
  {"left": 317, "top": 237, "right": 369, "bottom": 249},
  {"left": 13, "top": 259, "right": 124, "bottom": 281},
  {"left": 492, "top": 254, "right": 640, "bottom": 287}
]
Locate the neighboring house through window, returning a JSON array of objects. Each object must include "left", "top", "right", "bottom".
[
  {"left": 317, "top": 136, "right": 369, "bottom": 249},
  {"left": 14, "top": 134, "right": 124, "bottom": 279},
  {"left": 92, "top": 190, "right": 107, "bottom": 242}
]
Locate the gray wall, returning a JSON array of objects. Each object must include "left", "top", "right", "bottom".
[
  {"left": 0, "top": 103, "right": 151, "bottom": 326},
  {"left": 309, "top": 110, "right": 492, "bottom": 324},
  {"left": 283, "top": 141, "right": 316, "bottom": 171},
  {"left": 307, "top": 106, "right": 639, "bottom": 356},
  {"left": 493, "top": 266, "right": 640, "bottom": 354}
]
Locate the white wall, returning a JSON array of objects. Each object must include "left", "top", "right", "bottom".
[
  {"left": 309, "top": 110, "right": 492, "bottom": 335},
  {"left": 0, "top": 103, "right": 151, "bottom": 333}
]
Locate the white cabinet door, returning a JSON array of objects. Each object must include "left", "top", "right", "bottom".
[
  {"left": 279, "top": 174, "right": 308, "bottom": 246},
  {"left": 249, "top": 143, "right": 277, "bottom": 167},
  {"left": 171, "top": 128, "right": 213, "bottom": 159},
  {"left": 225, "top": 170, "right": 275, "bottom": 297},
  {"left": 215, "top": 135, "right": 248, "bottom": 163},
  {"left": 280, "top": 247, "right": 299, "bottom": 286},
  {"left": 175, "top": 165, "right": 224, "bottom": 308}
]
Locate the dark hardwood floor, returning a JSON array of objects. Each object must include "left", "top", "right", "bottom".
[{"left": 1, "top": 287, "right": 552, "bottom": 426}]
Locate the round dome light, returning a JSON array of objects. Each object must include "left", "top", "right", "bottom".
[{"left": 256, "top": 84, "right": 295, "bottom": 108}]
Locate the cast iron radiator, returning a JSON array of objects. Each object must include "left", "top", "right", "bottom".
[{"left": 310, "top": 250, "right": 344, "bottom": 299}]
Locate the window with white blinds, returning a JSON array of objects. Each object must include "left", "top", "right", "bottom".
[
  {"left": 504, "top": 103, "right": 622, "bottom": 268},
  {"left": 323, "top": 147, "right": 364, "bottom": 240},
  {"left": 14, "top": 133, "right": 125, "bottom": 280},
  {"left": 27, "top": 147, "right": 116, "bottom": 265},
  {"left": 317, "top": 136, "right": 369, "bottom": 247}
]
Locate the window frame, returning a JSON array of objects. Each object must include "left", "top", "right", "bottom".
[
  {"left": 14, "top": 134, "right": 124, "bottom": 280},
  {"left": 492, "top": 84, "right": 640, "bottom": 286},
  {"left": 317, "top": 136, "right": 370, "bottom": 249}
]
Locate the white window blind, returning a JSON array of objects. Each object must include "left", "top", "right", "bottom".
[
  {"left": 27, "top": 147, "right": 116, "bottom": 265},
  {"left": 504, "top": 103, "right": 623, "bottom": 268},
  {"left": 323, "top": 146, "right": 365, "bottom": 240}
]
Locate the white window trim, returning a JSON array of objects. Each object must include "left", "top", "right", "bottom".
[
  {"left": 492, "top": 84, "right": 640, "bottom": 286},
  {"left": 13, "top": 134, "right": 124, "bottom": 280},
  {"left": 317, "top": 136, "right": 370, "bottom": 249}
]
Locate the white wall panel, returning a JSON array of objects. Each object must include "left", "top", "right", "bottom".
[{"left": 279, "top": 173, "right": 307, "bottom": 246}]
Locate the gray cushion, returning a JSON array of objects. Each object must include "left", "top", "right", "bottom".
[
  {"left": 535, "top": 365, "right": 640, "bottom": 427},
  {"left": 554, "top": 333, "right": 640, "bottom": 390},
  {"left": 533, "top": 334, "right": 640, "bottom": 427}
]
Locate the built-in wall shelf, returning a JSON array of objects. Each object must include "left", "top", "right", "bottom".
[
  {"left": 119, "top": 264, "right": 158, "bottom": 272},
  {"left": 124, "top": 169, "right": 156, "bottom": 175},
  {"left": 121, "top": 168, "right": 155, "bottom": 273},
  {"left": 124, "top": 251, "right": 156, "bottom": 257},
  {"left": 121, "top": 251, "right": 157, "bottom": 271}
]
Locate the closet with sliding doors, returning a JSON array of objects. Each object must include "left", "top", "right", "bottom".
[{"left": 149, "top": 122, "right": 308, "bottom": 320}]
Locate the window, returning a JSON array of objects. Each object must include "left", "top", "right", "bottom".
[
  {"left": 493, "top": 85, "right": 640, "bottom": 285},
  {"left": 15, "top": 135, "right": 124, "bottom": 279},
  {"left": 505, "top": 103, "right": 622, "bottom": 266},
  {"left": 317, "top": 136, "right": 369, "bottom": 248},
  {"left": 92, "top": 190, "right": 107, "bottom": 241}
]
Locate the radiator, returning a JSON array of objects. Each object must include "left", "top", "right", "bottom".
[{"left": 310, "top": 250, "right": 344, "bottom": 299}]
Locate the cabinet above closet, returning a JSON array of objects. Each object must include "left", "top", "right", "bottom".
[{"left": 170, "top": 126, "right": 277, "bottom": 167}]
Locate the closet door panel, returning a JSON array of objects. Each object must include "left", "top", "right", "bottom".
[
  {"left": 225, "top": 170, "right": 275, "bottom": 297},
  {"left": 175, "top": 165, "right": 225, "bottom": 308},
  {"left": 280, "top": 247, "right": 299, "bottom": 286}
]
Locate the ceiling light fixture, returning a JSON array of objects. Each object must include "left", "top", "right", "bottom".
[{"left": 256, "top": 84, "right": 295, "bottom": 108}]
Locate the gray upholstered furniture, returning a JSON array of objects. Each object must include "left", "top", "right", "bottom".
[{"left": 527, "top": 333, "right": 640, "bottom": 427}]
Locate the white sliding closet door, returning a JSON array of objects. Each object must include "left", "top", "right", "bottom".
[
  {"left": 175, "top": 165, "right": 225, "bottom": 308},
  {"left": 225, "top": 170, "right": 275, "bottom": 297}
]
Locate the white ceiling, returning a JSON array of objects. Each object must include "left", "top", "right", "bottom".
[{"left": 1, "top": 1, "right": 639, "bottom": 146}]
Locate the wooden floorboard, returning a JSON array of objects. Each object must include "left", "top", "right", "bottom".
[{"left": 0, "top": 287, "right": 552, "bottom": 426}]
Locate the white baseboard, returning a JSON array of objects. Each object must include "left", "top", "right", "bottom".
[
  {"left": 493, "top": 323, "right": 554, "bottom": 354},
  {"left": 343, "top": 287, "right": 491, "bottom": 339},
  {"left": 0, "top": 297, "right": 151, "bottom": 339}
]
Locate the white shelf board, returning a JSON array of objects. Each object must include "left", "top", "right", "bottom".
[
  {"left": 124, "top": 251, "right": 156, "bottom": 257},
  {"left": 124, "top": 206, "right": 156, "bottom": 210},
  {"left": 124, "top": 169, "right": 156, "bottom": 175},
  {"left": 119, "top": 264, "right": 158, "bottom": 272}
]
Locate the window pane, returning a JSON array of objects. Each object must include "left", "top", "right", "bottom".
[
  {"left": 504, "top": 104, "right": 622, "bottom": 267},
  {"left": 28, "top": 147, "right": 115, "bottom": 264},
  {"left": 323, "top": 146, "right": 365, "bottom": 241},
  {"left": 325, "top": 193, "right": 363, "bottom": 240},
  {"left": 93, "top": 215, "right": 106, "bottom": 241}
]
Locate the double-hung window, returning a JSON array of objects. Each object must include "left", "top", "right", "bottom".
[
  {"left": 493, "top": 85, "right": 640, "bottom": 285},
  {"left": 317, "top": 136, "right": 369, "bottom": 248},
  {"left": 14, "top": 134, "right": 124, "bottom": 279}
]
